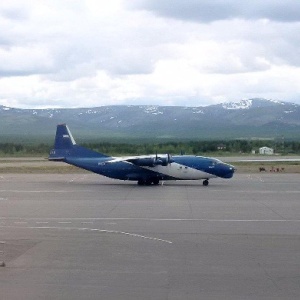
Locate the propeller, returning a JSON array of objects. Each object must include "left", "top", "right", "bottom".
[
  {"left": 161, "top": 153, "right": 172, "bottom": 166},
  {"left": 153, "top": 152, "right": 172, "bottom": 166}
]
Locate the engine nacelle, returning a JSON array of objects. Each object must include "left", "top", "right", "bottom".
[
  {"left": 131, "top": 154, "right": 173, "bottom": 167},
  {"left": 155, "top": 154, "right": 173, "bottom": 166},
  {"left": 155, "top": 157, "right": 169, "bottom": 166},
  {"left": 133, "top": 157, "right": 156, "bottom": 167}
]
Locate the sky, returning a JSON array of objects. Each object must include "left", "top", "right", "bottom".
[{"left": 1, "top": 0, "right": 300, "bottom": 108}]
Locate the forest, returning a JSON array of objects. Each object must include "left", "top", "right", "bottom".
[{"left": 0, "top": 139, "right": 300, "bottom": 156}]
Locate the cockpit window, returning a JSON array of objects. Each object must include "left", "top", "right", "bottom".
[{"left": 211, "top": 158, "right": 222, "bottom": 165}]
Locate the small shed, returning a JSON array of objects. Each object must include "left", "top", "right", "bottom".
[{"left": 259, "top": 147, "right": 274, "bottom": 155}]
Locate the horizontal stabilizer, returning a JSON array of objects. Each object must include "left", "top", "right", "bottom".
[{"left": 48, "top": 155, "right": 65, "bottom": 161}]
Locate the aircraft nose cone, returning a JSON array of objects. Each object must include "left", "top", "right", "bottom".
[
  {"left": 227, "top": 164, "right": 235, "bottom": 178},
  {"left": 220, "top": 163, "right": 235, "bottom": 178}
]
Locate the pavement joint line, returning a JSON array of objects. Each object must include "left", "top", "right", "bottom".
[
  {"left": 0, "top": 190, "right": 73, "bottom": 193},
  {"left": 0, "top": 225, "right": 173, "bottom": 244},
  {"left": 1, "top": 189, "right": 300, "bottom": 194},
  {"left": 1, "top": 217, "right": 300, "bottom": 222}
]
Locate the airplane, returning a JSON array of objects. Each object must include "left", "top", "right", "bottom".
[{"left": 49, "top": 124, "right": 235, "bottom": 186}]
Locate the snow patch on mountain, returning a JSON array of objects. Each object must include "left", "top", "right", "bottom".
[
  {"left": 0, "top": 106, "right": 11, "bottom": 111},
  {"left": 192, "top": 108, "right": 204, "bottom": 114},
  {"left": 222, "top": 99, "right": 253, "bottom": 110},
  {"left": 267, "top": 99, "right": 285, "bottom": 105},
  {"left": 144, "top": 106, "right": 163, "bottom": 115}
]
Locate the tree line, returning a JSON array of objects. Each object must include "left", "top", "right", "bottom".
[{"left": 1, "top": 140, "right": 300, "bottom": 156}]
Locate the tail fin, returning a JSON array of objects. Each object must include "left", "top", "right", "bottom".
[
  {"left": 49, "top": 124, "right": 108, "bottom": 161},
  {"left": 54, "top": 124, "right": 76, "bottom": 150}
]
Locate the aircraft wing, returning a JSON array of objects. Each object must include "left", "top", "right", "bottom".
[
  {"left": 105, "top": 155, "right": 152, "bottom": 163},
  {"left": 105, "top": 154, "right": 172, "bottom": 167}
]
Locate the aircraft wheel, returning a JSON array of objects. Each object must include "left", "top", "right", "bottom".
[
  {"left": 145, "top": 179, "right": 152, "bottom": 186},
  {"left": 137, "top": 179, "right": 145, "bottom": 186},
  {"left": 152, "top": 178, "right": 159, "bottom": 185},
  {"left": 203, "top": 179, "right": 209, "bottom": 186}
]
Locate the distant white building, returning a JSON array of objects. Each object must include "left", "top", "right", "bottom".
[{"left": 259, "top": 147, "right": 274, "bottom": 155}]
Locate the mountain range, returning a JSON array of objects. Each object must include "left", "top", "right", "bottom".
[{"left": 1, "top": 98, "right": 300, "bottom": 142}]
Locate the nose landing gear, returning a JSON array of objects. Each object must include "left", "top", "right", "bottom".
[{"left": 203, "top": 179, "right": 209, "bottom": 186}]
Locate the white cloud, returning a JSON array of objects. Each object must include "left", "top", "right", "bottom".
[
  {"left": 129, "top": 0, "right": 300, "bottom": 23},
  {"left": 0, "top": 0, "right": 300, "bottom": 108}
]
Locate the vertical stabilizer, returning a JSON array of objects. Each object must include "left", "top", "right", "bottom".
[
  {"left": 54, "top": 124, "right": 76, "bottom": 149},
  {"left": 49, "top": 124, "right": 109, "bottom": 161}
]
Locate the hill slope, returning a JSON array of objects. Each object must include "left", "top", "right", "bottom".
[{"left": 1, "top": 98, "right": 300, "bottom": 141}]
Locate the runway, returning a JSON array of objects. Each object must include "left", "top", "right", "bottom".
[{"left": 0, "top": 173, "right": 300, "bottom": 299}]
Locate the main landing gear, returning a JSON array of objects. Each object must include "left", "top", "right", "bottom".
[
  {"left": 137, "top": 178, "right": 160, "bottom": 186},
  {"left": 203, "top": 179, "right": 209, "bottom": 186}
]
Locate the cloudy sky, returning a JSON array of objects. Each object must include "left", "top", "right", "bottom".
[{"left": 1, "top": 0, "right": 300, "bottom": 108}]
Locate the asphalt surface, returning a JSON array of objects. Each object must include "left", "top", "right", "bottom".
[{"left": 0, "top": 173, "right": 300, "bottom": 300}]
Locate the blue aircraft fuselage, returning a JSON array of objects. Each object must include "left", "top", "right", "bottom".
[{"left": 49, "top": 124, "right": 235, "bottom": 186}]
